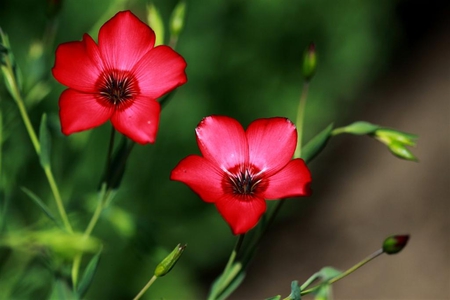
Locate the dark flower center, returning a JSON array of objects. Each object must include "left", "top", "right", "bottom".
[
  {"left": 96, "top": 69, "right": 139, "bottom": 107},
  {"left": 223, "top": 165, "right": 266, "bottom": 197}
]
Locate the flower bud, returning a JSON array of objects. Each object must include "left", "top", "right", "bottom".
[
  {"left": 373, "top": 128, "right": 418, "bottom": 162},
  {"left": 170, "top": 2, "right": 187, "bottom": 39},
  {"left": 302, "top": 43, "right": 317, "bottom": 81},
  {"left": 387, "top": 141, "right": 418, "bottom": 162},
  {"left": 154, "top": 243, "right": 186, "bottom": 277},
  {"left": 147, "top": 3, "right": 165, "bottom": 46},
  {"left": 382, "top": 235, "right": 409, "bottom": 255}
]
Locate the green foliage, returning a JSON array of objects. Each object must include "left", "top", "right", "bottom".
[
  {"left": 39, "top": 113, "right": 51, "bottom": 168},
  {"left": 0, "top": 0, "right": 410, "bottom": 298},
  {"left": 301, "top": 123, "right": 334, "bottom": 162},
  {"left": 21, "top": 187, "right": 59, "bottom": 227},
  {"left": 147, "top": 3, "right": 165, "bottom": 46},
  {"left": 77, "top": 249, "right": 103, "bottom": 297}
]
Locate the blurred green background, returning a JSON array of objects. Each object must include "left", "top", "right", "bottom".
[{"left": 0, "top": 0, "right": 449, "bottom": 299}]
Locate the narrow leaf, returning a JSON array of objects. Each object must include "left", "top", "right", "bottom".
[
  {"left": 49, "top": 278, "right": 79, "bottom": 300},
  {"left": 77, "top": 248, "right": 102, "bottom": 297},
  {"left": 301, "top": 123, "right": 334, "bottom": 162},
  {"left": 216, "top": 270, "right": 246, "bottom": 300},
  {"left": 39, "top": 113, "right": 51, "bottom": 168},
  {"left": 21, "top": 187, "right": 59, "bottom": 226}
]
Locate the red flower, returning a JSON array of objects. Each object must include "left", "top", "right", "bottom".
[
  {"left": 52, "top": 11, "right": 187, "bottom": 144},
  {"left": 171, "top": 116, "right": 312, "bottom": 235}
]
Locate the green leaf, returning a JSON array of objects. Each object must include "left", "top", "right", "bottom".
[
  {"left": 49, "top": 278, "right": 79, "bottom": 300},
  {"left": 216, "top": 270, "right": 246, "bottom": 300},
  {"left": 318, "top": 267, "right": 342, "bottom": 281},
  {"left": 288, "top": 280, "right": 301, "bottom": 300},
  {"left": 313, "top": 285, "right": 331, "bottom": 300},
  {"left": 77, "top": 248, "right": 102, "bottom": 297},
  {"left": 338, "top": 121, "right": 379, "bottom": 135},
  {"left": 301, "top": 123, "right": 334, "bottom": 162},
  {"left": 265, "top": 296, "right": 281, "bottom": 300},
  {"left": 39, "top": 113, "right": 51, "bottom": 168},
  {"left": 1, "top": 230, "right": 102, "bottom": 258},
  {"left": 21, "top": 187, "right": 59, "bottom": 226},
  {"left": 208, "top": 262, "right": 243, "bottom": 300}
]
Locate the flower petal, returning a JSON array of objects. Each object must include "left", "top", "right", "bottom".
[
  {"left": 59, "top": 89, "right": 113, "bottom": 135},
  {"left": 133, "top": 45, "right": 187, "bottom": 99},
  {"left": 170, "top": 155, "right": 224, "bottom": 203},
  {"left": 215, "top": 194, "right": 266, "bottom": 235},
  {"left": 110, "top": 96, "right": 160, "bottom": 144},
  {"left": 98, "top": 11, "right": 155, "bottom": 70},
  {"left": 246, "top": 117, "right": 297, "bottom": 175},
  {"left": 52, "top": 34, "right": 103, "bottom": 92},
  {"left": 195, "top": 116, "right": 248, "bottom": 170},
  {"left": 263, "top": 159, "right": 312, "bottom": 199}
]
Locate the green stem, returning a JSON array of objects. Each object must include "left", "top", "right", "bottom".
[
  {"left": 301, "top": 248, "right": 384, "bottom": 295},
  {"left": 208, "top": 234, "right": 245, "bottom": 300},
  {"left": 71, "top": 128, "right": 117, "bottom": 289},
  {"left": 300, "top": 272, "right": 319, "bottom": 290},
  {"left": 4, "top": 56, "right": 73, "bottom": 233},
  {"left": 331, "top": 127, "right": 346, "bottom": 136},
  {"left": 294, "top": 82, "right": 310, "bottom": 159},
  {"left": 44, "top": 166, "right": 73, "bottom": 233},
  {"left": 133, "top": 275, "right": 158, "bottom": 300},
  {"left": 14, "top": 89, "right": 40, "bottom": 154}
]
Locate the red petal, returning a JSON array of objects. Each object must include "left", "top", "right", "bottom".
[
  {"left": 52, "top": 34, "right": 103, "bottom": 92},
  {"left": 215, "top": 194, "right": 266, "bottom": 235},
  {"left": 59, "top": 89, "right": 113, "bottom": 135},
  {"left": 133, "top": 45, "right": 187, "bottom": 99},
  {"left": 263, "top": 159, "right": 312, "bottom": 199},
  {"left": 246, "top": 117, "right": 297, "bottom": 176},
  {"left": 196, "top": 116, "right": 248, "bottom": 170},
  {"left": 170, "top": 155, "right": 223, "bottom": 203},
  {"left": 110, "top": 96, "right": 160, "bottom": 144},
  {"left": 98, "top": 11, "right": 155, "bottom": 70}
]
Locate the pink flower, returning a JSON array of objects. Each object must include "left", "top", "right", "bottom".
[
  {"left": 52, "top": 11, "right": 187, "bottom": 144},
  {"left": 171, "top": 116, "right": 312, "bottom": 235}
]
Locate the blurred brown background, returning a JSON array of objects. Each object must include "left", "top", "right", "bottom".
[{"left": 234, "top": 5, "right": 450, "bottom": 300}]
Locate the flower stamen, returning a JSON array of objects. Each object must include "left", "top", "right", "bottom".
[
  {"left": 226, "top": 166, "right": 263, "bottom": 196},
  {"left": 97, "top": 69, "right": 139, "bottom": 106}
]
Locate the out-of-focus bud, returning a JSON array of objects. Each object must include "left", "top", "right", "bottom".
[
  {"left": 170, "top": 2, "right": 187, "bottom": 40},
  {"left": 147, "top": 3, "right": 165, "bottom": 46},
  {"left": 382, "top": 235, "right": 410, "bottom": 255},
  {"left": 302, "top": 43, "right": 317, "bottom": 82},
  {"left": 387, "top": 141, "right": 418, "bottom": 161},
  {"left": 46, "top": 0, "right": 62, "bottom": 18},
  {"left": 373, "top": 129, "right": 418, "bottom": 162},
  {"left": 154, "top": 243, "right": 186, "bottom": 277}
]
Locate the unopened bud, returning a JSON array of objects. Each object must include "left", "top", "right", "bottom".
[
  {"left": 375, "top": 129, "right": 417, "bottom": 146},
  {"left": 154, "top": 243, "right": 186, "bottom": 277},
  {"left": 388, "top": 141, "right": 418, "bottom": 162},
  {"left": 373, "top": 128, "right": 418, "bottom": 162},
  {"left": 302, "top": 43, "right": 317, "bottom": 81},
  {"left": 382, "top": 235, "right": 409, "bottom": 255},
  {"left": 170, "top": 2, "right": 187, "bottom": 39},
  {"left": 147, "top": 3, "right": 165, "bottom": 46}
]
